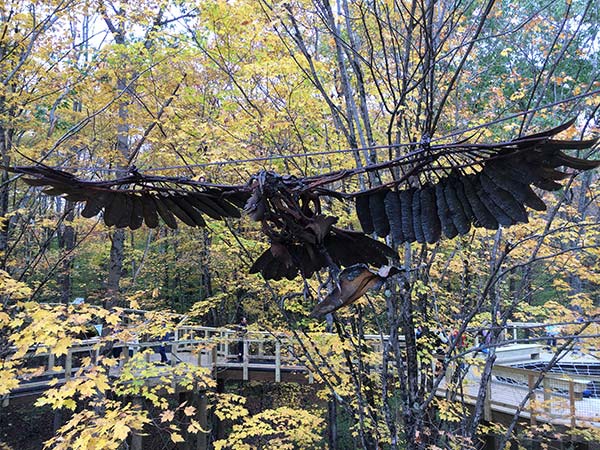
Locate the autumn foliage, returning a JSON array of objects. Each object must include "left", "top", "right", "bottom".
[{"left": 0, "top": 0, "right": 598, "bottom": 449}]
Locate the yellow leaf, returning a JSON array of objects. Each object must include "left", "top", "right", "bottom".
[
  {"left": 54, "top": 338, "right": 72, "bottom": 357},
  {"left": 188, "top": 419, "right": 207, "bottom": 434},
  {"left": 161, "top": 410, "right": 175, "bottom": 422},
  {"left": 113, "top": 421, "right": 131, "bottom": 441},
  {"left": 171, "top": 432, "right": 184, "bottom": 443},
  {"left": 183, "top": 405, "right": 196, "bottom": 416}
]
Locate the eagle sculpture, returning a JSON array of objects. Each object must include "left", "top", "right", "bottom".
[{"left": 9, "top": 119, "right": 599, "bottom": 313}]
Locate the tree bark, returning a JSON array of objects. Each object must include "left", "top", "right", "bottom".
[
  {"left": 0, "top": 124, "right": 10, "bottom": 271},
  {"left": 103, "top": 20, "right": 129, "bottom": 307},
  {"left": 106, "top": 228, "right": 125, "bottom": 308},
  {"left": 58, "top": 201, "right": 75, "bottom": 303}
]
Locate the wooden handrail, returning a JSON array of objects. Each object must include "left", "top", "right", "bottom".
[{"left": 8, "top": 323, "right": 599, "bottom": 427}]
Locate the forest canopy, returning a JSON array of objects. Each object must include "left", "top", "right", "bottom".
[{"left": 0, "top": 0, "right": 598, "bottom": 449}]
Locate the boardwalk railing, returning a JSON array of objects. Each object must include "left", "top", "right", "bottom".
[
  {"left": 441, "top": 363, "right": 597, "bottom": 426},
  {"left": 5, "top": 324, "right": 599, "bottom": 427}
]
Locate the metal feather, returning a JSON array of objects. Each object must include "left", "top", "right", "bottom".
[
  {"left": 460, "top": 175, "right": 498, "bottom": 230},
  {"left": 173, "top": 196, "right": 207, "bottom": 227},
  {"left": 384, "top": 190, "right": 405, "bottom": 244},
  {"left": 444, "top": 177, "right": 471, "bottom": 234},
  {"left": 129, "top": 196, "right": 144, "bottom": 230},
  {"left": 411, "top": 187, "right": 425, "bottom": 243},
  {"left": 140, "top": 196, "right": 160, "bottom": 228},
  {"left": 473, "top": 174, "right": 514, "bottom": 226},
  {"left": 479, "top": 173, "right": 528, "bottom": 223},
  {"left": 369, "top": 191, "right": 390, "bottom": 238},
  {"left": 435, "top": 180, "right": 458, "bottom": 239},
  {"left": 484, "top": 164, "right": 546, "bottom": 211},
  {"left": 104, "top": 193, "right": 126, "bottom": 227},
  {"left": 153, "top": 196, "right": 178, "bottom": 229},
  {"left": 400, "top": 188, "right": 416, "bottom": 243},
  {"left": 81, "top": 197, "right": 104, "bottom": 219},
  {"left": 355, "top": 195, "right": 374, "bottom": 234},
  {"left": 420, "top": 184, "right": 441, "bottom": 244}
]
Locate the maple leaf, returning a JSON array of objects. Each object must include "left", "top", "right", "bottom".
[
  {"left": 113, "top": 421, "right": 131, "bottom": 441},
  {"left": 170, "top": 432, "right": 184, "bottom": 443},
  {"left": 160, "top": 410, "right": 175, "bottom": 423},
  {"left": 188, "top": 419, "right": 207, "bottom": 434}
]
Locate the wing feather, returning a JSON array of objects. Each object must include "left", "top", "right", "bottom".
[
  {"left": 472, "top": 175, "right": 514, "bottom": 226},
  {"left": 355, "top": 195, "right": 374, "bottom": 234},
  {"left": 400, "top": 188, "right": 416, "bottom": 243},
  {"left": 104, "top": 193, "right": 125, "bottom": 227},
  {"left": 141, "top": 196, "right": 160, "bottom": 228},
  {"left": 411, "top": 187, "right": 425, "bottom": 243},
  {"left": 384, "top": 190, "right": 404, "bottom": 244},
  {"left": 369, "top": 191, "right": 390, "bottom": 237},
  {"left": 435, "top": 180, "right": 458, "bottom": 239},
  {"left": 445, "top": 177, "right": 471, "bottom": 234},
  {"left": 484, "top": 164, "right": 546, "bottom": 211},
  {"left": 479, "top": 173, "right": 528, "bottom": 223},
  {"left": 420, "top": 185, "right": 441, "bottom": 244},
  {"left": 81, "top": 197, "right": 104, "bottom": 218},
  {"left": 173, "top": 196, "right": 207, "bottom": 227},
  {"left": 153, "top": 196, "right": 179, "bottom": 229},
  {"left": 129, "top": 196, "right": 144, "bottom": 230},
  {"left": 460, "top": 175, "right": 498, "bottom": 229}
]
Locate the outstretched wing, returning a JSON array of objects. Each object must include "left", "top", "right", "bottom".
[
  {"left": 350, "top": 120, "right": 599, "bottom": 244},
  {"left": 7, "top": 119, "right": 598, "bottom": 284},
  {"left": 11, "top": 166, "right": 250, "bottom": 230}
]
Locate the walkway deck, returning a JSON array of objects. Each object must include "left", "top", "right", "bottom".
[{"left": 4, "top": 325, "right": 599, "bottom": 429}]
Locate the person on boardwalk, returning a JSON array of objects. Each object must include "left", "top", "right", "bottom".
[
  {"left": 154, "top": 325, "right": 173, "bottom": 364},
  {"left": 237, "top": 317, "right": 248, "bottom": 362}
]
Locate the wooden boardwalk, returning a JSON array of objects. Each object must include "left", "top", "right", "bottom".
[{"left": 4, "top": 324, "right": 600, "bottom": 429}]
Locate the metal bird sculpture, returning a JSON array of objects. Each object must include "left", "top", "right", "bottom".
[{"left": 8, "top": 119, "right": 599, "bottom": 312}]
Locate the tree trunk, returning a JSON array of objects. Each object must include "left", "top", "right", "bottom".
[
  {"left": 106, "top": 229, "right": 125, "bottom": 308},
  {"left": 105, "top": 59, "right": 130, "bottom": 308},
  {"left": 58, "top": 201, "right": 75, "bottom": 303},
  {"left": 0, "top": 124, "right": 10, "bottom": 271},
  {"left": 327, "top": 397, "right": 337, "bottom": 450}
]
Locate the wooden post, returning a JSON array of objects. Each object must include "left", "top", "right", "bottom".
[
  {"left": 513, "top": 327, "right": 518, "bottom": 341},
  {"left": 197, "top": 347, "right": 203, "bottom": 368},
  {"left": 275, "top": 341, "right": 281, "bottom": 382},
  {"left": 215, "top": 379, "right": 225, "bottom": 440},
  {"left": 48, "top": 353, "right": 55, "bottom": 372},
  {"left": 181, "top": 391, "right": 193, "bottom": 450},
  {"left": 224, "top": 332, "right": 229, "bottom": 359},
  {"left": 65, "top": 350, "right": 72, "bottom": 381},
  {"left": 124, "top": 344, "right": 132, "bottom": 363},
  {"left": 131, "top": 397, "right": 143, "bottom": 450},
  {"left": 528, "top": 374, "right": 536, "bottom": 426},
  {"left": 243, "top": 340, "right": 249, "bottom": 381},
  {"left": 258, "top": 341, "right": 264, "bottom": 358},
  {"left": 197, "top": 392, "right": 208, "bottom": 450},
  {"left": 569, "top": 380, "right": 576, "bottom": 428},
  {"left": 212, "top": 346, "right": 218, "bottom": 378},
  {"left": 543, "top": 378, "right": 551, "bottom": 416},
  {"left": 484, "top": 380, "right": 492, "bottom": 421},
  {"left": 171, "top": 340, "right": 178, "bottom": 366}
]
